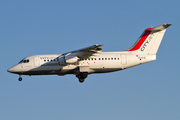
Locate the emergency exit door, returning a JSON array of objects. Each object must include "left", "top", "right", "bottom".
[{"left": 121, "top": 54, "right": 127, "bottom": 65}]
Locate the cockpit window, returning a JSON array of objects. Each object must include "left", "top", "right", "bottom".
[
  {"left": 18, "top": 59, "right": 24, "bottom": 63},
  {"left": 19, "top": 59, "right": 30, "bottom": 63}
]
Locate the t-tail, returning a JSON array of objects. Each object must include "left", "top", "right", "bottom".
[{"left": 127, "top": 24, "right": 171, "bottom": 55}]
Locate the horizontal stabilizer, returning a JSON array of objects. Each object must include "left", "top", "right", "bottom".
[{"left": 147, "top": 24, "right": 171, "bottom": 32}]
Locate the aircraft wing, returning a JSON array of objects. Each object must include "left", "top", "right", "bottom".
[{"left": 63, "top": 44, "right": 103, "bottom": 58}]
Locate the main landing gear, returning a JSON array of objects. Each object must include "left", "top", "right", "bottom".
[
  {"left": 18, "top": 75, "right": 22, "bottom": 81},
  {"left": 76, "top": 72, "right": 88, "bottom": 83}
]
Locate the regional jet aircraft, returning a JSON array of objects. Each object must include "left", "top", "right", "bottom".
[{"left": 7, "top": 24, "right": 171, "bottom": 83}]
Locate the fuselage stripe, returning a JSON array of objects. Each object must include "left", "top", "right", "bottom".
[{"left": 127, "top": 30, "right": 151, "bottom": 51}]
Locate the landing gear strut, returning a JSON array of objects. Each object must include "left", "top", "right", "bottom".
[
  {"left": 18, "top": 75, "right": 22, "bottom": 81},
  {"left": 76, "top": 72, "right": 88, "bottom": 83}
]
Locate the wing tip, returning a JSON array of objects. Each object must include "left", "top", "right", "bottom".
[{"left": 95, "top": 44, "right": 103, "bottom": 47}]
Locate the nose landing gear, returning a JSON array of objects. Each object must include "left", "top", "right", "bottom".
[{"left": 18, "top": 75, "right": 22, "bottom": 81}]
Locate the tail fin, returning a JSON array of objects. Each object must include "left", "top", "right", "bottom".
[{"left": 127, "top": 24, "right": 171, "bottom": 54}]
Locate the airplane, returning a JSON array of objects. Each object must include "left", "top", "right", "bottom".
[{"left": 7, "top": 24, "right": 171, "bottom": 83}]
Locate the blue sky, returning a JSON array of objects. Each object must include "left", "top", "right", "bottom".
[{"left": 1, "top": 0, "right": 180, "bottom": 120}]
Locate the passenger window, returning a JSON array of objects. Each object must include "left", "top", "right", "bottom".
[
  {"left": 102, "top": 58, "right": 104, "bottom": 60},
  {"left": 105, "top": 58, "right": 107, "bottom": 60},
  {"left": 111, "top": 58, "right": 113, "bottom": 60},
  {"left": 108, "top": 58, "right": 110, "bottom": 60},
  {"left": 114, "top": 58, "right": 116, "bottom": 60},
  {"left": 99, "top": 58, "right": 101, "bottom": 60},
  {"left": 27, "top": 59, "right": 29, "bottom": 63},
  {"left": 91, "top": 58, "right": 93, "bottom": 60},
  {"left": 44, "top": 60, "right": 46, "bottom": 62},
  {"left": 118, "top": 58, "right": 119, "bottom": 60},
  {"left": 95, "top": 58, "right": 96, "bottom": 60}
]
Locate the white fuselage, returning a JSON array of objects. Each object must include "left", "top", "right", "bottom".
[{"left": 8, "top": 52, "right": 156, "bottom": 76}]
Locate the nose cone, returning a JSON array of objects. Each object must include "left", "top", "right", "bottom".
[
  {"left": 7, "top": 67, "right": 14, "bottom": 73},
  {"left": 7, "top": 64, "right": 21, "bottom": 74}
]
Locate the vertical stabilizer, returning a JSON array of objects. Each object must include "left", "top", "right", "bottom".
[{"left": 127, "top": 24, "right": 171, "bottom": 54}]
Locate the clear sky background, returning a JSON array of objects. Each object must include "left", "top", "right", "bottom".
[{"left": 1, "top": 0, "right": 179, "bottom": 120}]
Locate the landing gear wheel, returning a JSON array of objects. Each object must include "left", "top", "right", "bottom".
[
  {"left": 79, "top": 78, "right": 85, "bottom": 83},
  {"left": 18, "top": 77, "right": 22, "bottom": 81},
  {"left": 81, "top": 72, "right": 88, "bottom": 78}
]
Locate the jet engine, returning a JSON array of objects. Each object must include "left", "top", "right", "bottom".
[{"left": 58, "top": 55, "right": 79, "bottom": 66}]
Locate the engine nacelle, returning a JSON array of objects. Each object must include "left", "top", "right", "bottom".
[
  {"left": 58, "top": 55, "right": 78, "bottom": 66},
  {"left": 65, "top": 55, "right": 79, "bottom": 63}
]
